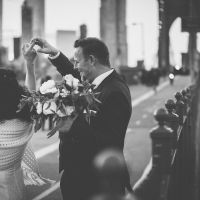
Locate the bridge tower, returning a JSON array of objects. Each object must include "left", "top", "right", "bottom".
[
  {"left": 0, "top": 0, "right": 2, "bottom": 46},
  {"left": 21, "top": 0, "right": 33, "bottom": 44},
  {"left": 100, "top": 0, "right": 127, "bottom": 69},
  {"left": 27, "top": 0, "right": 45, "bottom": 37}
]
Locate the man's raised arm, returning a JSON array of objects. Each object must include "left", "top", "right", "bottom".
[{"left": 31, "top": 38, "right": 80, "bottom": 79}]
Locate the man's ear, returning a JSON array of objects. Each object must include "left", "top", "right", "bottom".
[{"left": 89, "top": 55, "right": 96, "bottom": 65}]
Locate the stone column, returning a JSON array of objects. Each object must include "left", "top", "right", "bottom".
[
  {"left": 157, "top": 0, "right": 169, "bottom": 74},
  {"left": 0, "top": 0, "right": 2, "bottom": 46},
  {"left": 100, "top": 0, "right": 127, "bottom": 68},
  {"left": 21, "top": 0, "right": 33, "bottom": 44},
  {"left": 116, "top": 0, "right": 128, "bottom": 66},
  {"left": 0, "top": 46, "right": 8, "bottom": 67},
  {"left": 100, "top": 0, "right": 117, "bottom": 67},
  {"left": 187, "top": 0, "right": 199, "bottom": 83},
  {"left": 26, "top": 0, "right": 45, "bottom": 76},
  {"left": 188, "top": 32, "right": 199, "bottom": 84},
  {"left": 13, "top": 37, "right": 21, "bottom": 60},
  {"left": 27, "top": 0, "right": 45, "bottom": 37}
]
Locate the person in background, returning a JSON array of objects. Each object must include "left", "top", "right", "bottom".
[{"left": 150, "top": 68, "right": 160, "bottom": 93}]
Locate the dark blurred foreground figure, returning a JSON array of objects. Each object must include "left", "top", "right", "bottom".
[
  {"left": 90, "top": 149, "right": 138, "bottom": 200},
  {"left": 31, "top": 37, "right": 132, "bottom": 200},
  {"left": 132, "top": 159, "right": 161, "bottom": 200}
]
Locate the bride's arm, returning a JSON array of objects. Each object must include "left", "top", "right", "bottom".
[
  {"left": 25, "top": 61, "right": 36, "bottom": 91},
  {"left": 22, "top": 43, "right": 37, "bottom": 91}
]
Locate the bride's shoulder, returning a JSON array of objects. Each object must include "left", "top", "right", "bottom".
[
  {"left": 0, "top": 119, "right": 33, "bottom": 132},
  {"left": 0, "top": 118, "right": 31, "bottom": 125},
  {"left": 0, "top": 119, "right": 33, "bottom": 147}
]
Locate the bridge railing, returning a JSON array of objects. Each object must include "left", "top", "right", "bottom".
[{"left": 133, "top": 82, "right": 200, "bottom": 200}]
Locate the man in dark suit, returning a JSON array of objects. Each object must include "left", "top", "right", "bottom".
[{"left": 32, "top": 37, "right": 132, "bottom": 200}]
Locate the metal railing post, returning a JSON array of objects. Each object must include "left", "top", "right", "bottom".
[{"left": 150, "top": 108, "right": 173, "bottom": 200}]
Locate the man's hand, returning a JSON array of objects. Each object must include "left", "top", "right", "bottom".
[
  {"left": 22, "top": 42, "right": 37, "bottom": 64},
  {"left": 47, "top": 114, "right": 79, "bottom": 138},
  {"left": 31, "top": 38, "right": 59, "bottom": 56},
  {"left": 58, "top": 114, "right": 79, "bottom": 133}
]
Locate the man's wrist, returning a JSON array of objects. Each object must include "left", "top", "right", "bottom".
[
  {"left": 49, "top": 49, "right": 59, "bottom": 57},
  {"left": 49, "top": 51, "right": 60, "bottom": 59}
]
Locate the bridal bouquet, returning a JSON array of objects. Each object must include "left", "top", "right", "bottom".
[{"left": 18, "top": 74, "right": 101, "bottom": 137}]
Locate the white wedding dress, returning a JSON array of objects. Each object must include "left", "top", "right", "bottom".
[{"left": 0, "top": 119, "right": 51, "bottom": 200}]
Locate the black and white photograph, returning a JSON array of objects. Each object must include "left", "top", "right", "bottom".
[{"left": 0, "top": 0, "right": 200, "bottom": 199}]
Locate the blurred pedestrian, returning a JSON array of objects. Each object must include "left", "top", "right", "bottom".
[
  {"left": 150, "top": 68, "right": 160, "bottom": 93},
  {"left": 168, "top": 73, "right": 175, "bottom": 85}
]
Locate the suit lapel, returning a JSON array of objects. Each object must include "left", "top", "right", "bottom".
[
  {"left": 93, "top": 70, "right": 117, "bottom": 92},
  {"left": 92, "top": 70, "right": 119, "bottom": 101}
]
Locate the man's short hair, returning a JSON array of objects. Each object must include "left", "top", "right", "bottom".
[{"left": 74, "top": 37, "right": 110, "bottom": 66}]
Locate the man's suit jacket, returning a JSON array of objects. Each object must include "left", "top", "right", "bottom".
[{"left": 50, "top": 52, "right": 132, "bottom": 194}]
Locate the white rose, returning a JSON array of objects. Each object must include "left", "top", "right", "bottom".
[
  {"left": 60, "top": 89, "right": 70, "bottom": 98},
  {"left": 36, "top": 102, "right": 42, "bottom": 114},
  {"left": 64, "top": 74, "right": 79, "bottom": 89},
  {"left": 54, "top": 90, "right": 60, "bottom": 98},
  {"left": 64, "top": 74, "right": 73, "bottom": 87},
  {"left": 43, "top": 101, "right": 57, "bottom": 115},
  {"left": 72, "top": 78, "right": 79, "bottom": 89},
  {"left": 39, "top": 80, "right": 58, "bottom": 94},
  {"left": 65, "top": 106, "right": 75, "bottom": 116},
  {"left": 47, "top": 87, "right": 58, "bottom": 94},
  {"left": 45, "top": 80, "right": 55, "bottom": 88},
  {"left": 73, "top": 89, "right": 79, "bottom": 94},
  {"left": 56, "top": 110, "right": 66, "bottom": 117}
]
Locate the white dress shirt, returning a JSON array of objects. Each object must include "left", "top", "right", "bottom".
[{"left": 92, "top": 69, "right": 114, "bottom": 89}]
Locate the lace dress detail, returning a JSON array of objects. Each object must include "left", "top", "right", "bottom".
[
  {"left": 0, "top": 119, "right": 33, "bottom": 171},
  {"left": 0, "top": 119, "right": 33, "bottom": 200}
]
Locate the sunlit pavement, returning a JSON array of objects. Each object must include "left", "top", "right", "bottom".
[{"left": 29, "top": 75, "right": 191, "bottom": 199}]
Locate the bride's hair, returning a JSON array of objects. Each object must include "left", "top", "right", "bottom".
[{"left": 0, "top": 68, "right": 32, "bottom": 122}]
